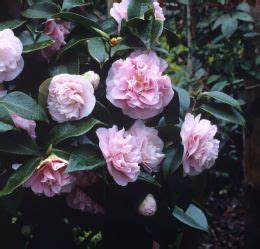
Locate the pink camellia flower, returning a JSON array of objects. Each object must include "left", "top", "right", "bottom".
[
  {"left": 24, "top": 155, "right": 75, "bottom": 197},
  {"left": 180, "top": 113, "right": 220, "bottom": 176},
  {"left": 66, "top": 188, "right": 104, "bottom": 214},
  {"left": 10, "top": 113, "right": 36, "bottom": 139},
  {"left": 138, "top": 193, "right": 157, "bottom": 216},
  {"left": 82, "top": 71, "right": 100, "bottom": 89},
  {"left": 41, "top": 19, "right": 70, "bottom": 60},
  {"left": 110, "top": 0, "right": 165, "bottom": 30},
  {"left": 47, "top": 74, "right": 96, "bottom": 123},
  {"left": 0, "top": 29, "right": 24, "bottom": 83},
  {"left": 96, "top": 125, "right": 141, "bottom": 186},
  {"left": 106, "top": 50, "right": 174, "bottom": 119},
  {"left": 129, "top": 120, "right": 165, "bottom": 172},
  {"left": 152, "top": 241, "right": 160, "bottom": 249}
]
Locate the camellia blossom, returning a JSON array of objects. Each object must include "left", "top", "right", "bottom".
[
  {"left": 82, "top": 71, "right": 100, "bottom": 89},
  {"left": 24, "top": 155, "right": 74, "bottom": 197},
  {"left": 180, "top": 113, "right": 220, "bottom": 176},
  {"left": 11, "top": 113, "right": 37, "bottom": 139},
  {"left": 41, "top": 19, "right": 70, "bottom": 59},
  {"left": 66, "top": 188, "right": 104, "bottom": 214},
  {"left": 47, "top": 74, "right": 96, "bottom": 123},
  {"left": 138, "top": 193, "right": 157, "bottom": 216},
  {"left": 96, "top": 125, "right": 141, "bottom": 186},
  {"left": 106, "top": 50, "right": 174, "bottom": 119},
  {"left": 0, "top": 29, "right": 24, "bottom": 83},
  {"left": 110, "top": 0, "right": 165, "bottom": 30},
  {"left": 129, "top": 120, "right": 165, "bottom": 172}
]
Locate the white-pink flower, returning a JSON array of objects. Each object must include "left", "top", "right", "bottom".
[
  {"left": 24, "top": 155, "right": 74, "bottom": 197},
  {"left": 138, "top": 193, "right": 157, "bottom": 216},
  {"left": 96, "top": 125, "right": 141, "bottom": 186},
  {"left": 106, "top": 50, "right": 174, "bottom": 119},
  {"left": 47, "top": 74, "right": 96, "bottom": 123},
  {"left": 110, "top": 0, "right": 165, "bottom": 30},
  {"left": 66, "top": 188, "right": 104, "bottom": 214},
  {"left": 0, "top": 29, "right": 24, "bottom": 83},
  {"left": 10, "top": 113, "right": 36, "bottom": 139},
  {"left": 180, "top": 113, "right": 220, "bottom": 176},
  {"left": 41, "top": 19, "right": 70, "bottom": 60},
  {"left": 129, "top": 120, "right": 164, "bottom": 172}
]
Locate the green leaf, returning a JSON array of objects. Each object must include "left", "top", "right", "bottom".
[
  {"left": 49, "top": 55, "right": 80, "bottom": 76},
  {"left": 20, "top": 31, "right": 54, "bottom": 54},
  {"left": 54, "top": 12, "right": 103, "bottom": 33},
  {"left": 173, "top": 86, "right": 190, "bottom": 115},
  {"left": 200, "top": 104, "right": 245, "bottom": 126},
  {"left": 0, "top": 91, "right": 48, "bottom": 122},
  {"left": 46, "top": 118, "right": 103, "bottom": 146},
  {"left": 0, "top": 133, "right": 41, "bottom": 155},
  {"left": 0, "top": 20, "right": 26, "bottom": 31},
  {"left": 0, "top": 122, "right": 15, "bottom": 133},
  {"left": 233, "top": 12, "right": 253, "bottom": 22},
  {"left": 38, "top": 78, "right": 52, "bottom": 109},
  {"left": 51, "top": 148, "right": 71, "bottom": 161},
  {"left": 236, "top": 2, "right": 250, "bottom": 13},
  {"left": 164, "top": 90, "right": 180, "bottom": 124},
  {"left": 201, "top": 91, "right": 241, "bottom": 111},
  {"left": 62, "top": 0, "right": 91, "bottom": 10},
  {"left": 218, "top": 0, "right": 225, "bottom": 5},
  {"left": 88, "top": 38, "right": 109, "bottom": 66},
  {"left": 66, "top": 145, "right": 105, "bottom": 173},
  {"left": 0, "top": 157, "right": 42, "bottom": 197},
  {"left": 127, "top": 0, "right": 153, "bottom": 20},
  {"left": 221, "top": 15, "right": 238, "bottom": 38},
  {"left": 162, "top": 145, "right": 184, "bottom": 179},
  {"left": 55, "top": 37, "right": 88, "bottom": 61},
  {"left": 177, "top": 0, "right": 189, "bottom": 4},
  {"left": 138, "top": 171, "right": 161, "bottom": 187},
  {"left": 173, "top": 204, "right": 209, "bottom": 232},
  {"left": 21, "top": 2, "right": 60, "bottom": 19}
]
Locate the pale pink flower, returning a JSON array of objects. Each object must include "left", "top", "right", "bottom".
[
  {"left": 138, "top": 193, "right": 157, "bottom": 216},
  {"left": 110, "top": 0, "right": 165, "bottom": 30},
  {"left": 0, "top": 29, "right": 24, "bottom": 83},
  {"left": 41, "top": 19, "right": 70, "bottom": 59},
  {"left": 11, "top": 113, "right": 36, "bottom": 139},
  {"left": 47, "top": 74, "right": 96, "bottom": 123},
  {"left": 129, "top": 120, "right": 164, "bottom": 172},
  {"left": 106, "top": 50, "right": 174, "bottom": 119},
  {"left": 180, "top": 113, "right": 220, "bottom": 176},
  {"left": 152, "top": 241, "right": 160, "bottom": 249},
  {"left": 66, "top": 188, "right": 104, "bottom": 214},
  {"left": 24, "top": 155, "right": 75, "bottom": 197},
  {"left": 96, "top": 125, "right": 141, "bottom": 186}
]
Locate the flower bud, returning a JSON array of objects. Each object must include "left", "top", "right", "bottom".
[
  {"left": 138, "top": 194, "right": 157, "bottom": 216},
  {"left": 82, "top": 71, "right": 100, "bottom": 89}
]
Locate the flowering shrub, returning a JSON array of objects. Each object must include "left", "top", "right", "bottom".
[{"left": 0, "top": 0, "right": 247, "bottom": 248}]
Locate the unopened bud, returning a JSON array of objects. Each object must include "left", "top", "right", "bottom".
[
  {"left": 83, "top": 71, "right": 100, "bottom": 89},
  {"left": 138, "top": 194, "right": 157, "bottom": 216}
]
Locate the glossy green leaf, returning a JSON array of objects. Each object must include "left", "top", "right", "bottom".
[
  {"left": 200, "top": 104, "right": 245, "bottom": 126},
  {"left": 21, "top": 2, "right": 60, "bottom": 19},
  {"left": 66, "top": 145, "right": 105, "bottom": 173},
  {"left": 221, "top": 15, "right": 238, "bottom": 38},
  {"left": 233, "top": 12, "right": 253, "bottom": 22},
  {"left": 173, "top": 204, "right": 209, "bottom": 232},
  {"left": 62, "top": 0, "right": 91, "bottom": 10},
  {"left": 38, "top": 78, "right": 52, "bottom": 109},
  {"left": 49, "top": 55, "right": 80, "bottom": 76},
  {"left": 201, "top": 91, "right": 241, "bottom": 111},
  {"left": 0, "top": 20, "right": 26, "bottom": 31},
  {"left": 138, "top": 171, "right": 161, "bottom": 187},
  {"left": 127, "top": 0, "right": 153, "bottom": 20},
  {"left": 46, "top": 118, "right": 103, "bottom": 146},
  {"left": 0, "top": 91, "right": 48, "bottom": 122},
  {"left": 173, "top": 86, "right": 190, "bottom": 114},
  {"left": 20, "top": 31, "right": 54, "bottom": 54},
  {"left": 0, "top": 157, "right": 42, "bottom": 197},
  {"left": 0, "top": 133, "right": 41, "bottom": 155},
  {"left": 88, "top": 38, "right": 109, "bottom": 66},
  {"left": 162, "top": 145, "right": 184, "bottom": 179},
  {"left": 0, "top": 122, "right": 15, "bottom": 133}
]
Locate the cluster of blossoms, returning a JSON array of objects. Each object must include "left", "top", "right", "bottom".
[{"left": 0, "top": 0, "right": 220, "bottom": 217}]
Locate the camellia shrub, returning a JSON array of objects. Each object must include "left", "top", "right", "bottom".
[{"left": 0, "top": 0, "right": 247, "bottom": 248}]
